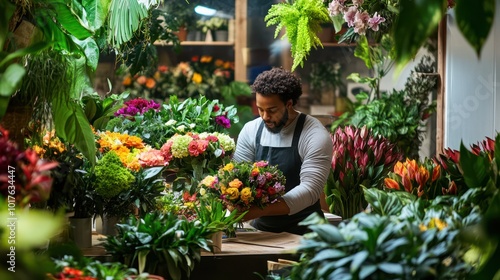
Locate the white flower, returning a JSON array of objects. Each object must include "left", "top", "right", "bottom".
[
  {"left": 189, "top": 123, "right": 196, "bottom": 129},
  {"left": 176, "top": 125, "right": 186, "bottom": 132},
  {"left": 166, "top": 119, "right": 177, "bottom": 126}
]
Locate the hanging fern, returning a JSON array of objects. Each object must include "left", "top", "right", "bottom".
[{"left": 265, "top": 0, "right": 331, "bottom": 71}]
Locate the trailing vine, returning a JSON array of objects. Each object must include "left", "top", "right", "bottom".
[{"left": 265, "top": 0, "right": 330, "bottom": 71}]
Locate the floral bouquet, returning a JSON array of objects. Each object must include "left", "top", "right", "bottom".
[
  {"left": 139, "top": 131, "right": 235, "bottom": 191},
  {"left": 198, "top": 160, "right": 286, "bottom": 211}
]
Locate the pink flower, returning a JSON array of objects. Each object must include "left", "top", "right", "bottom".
[
  {"left": 215, "top": 115, "right": 231, "bottom": 128},
  {"left": 139, "top": 149, "right": 165, "bottom": 167},
  {"left": 368, "top": 12, "right": 386, "bottom": 32},
  {"left": 343, "top": 6, "right": 358, "bottom": 27},
  {"left": 353, "top": 11, "right": 370, "bottom": 35}
]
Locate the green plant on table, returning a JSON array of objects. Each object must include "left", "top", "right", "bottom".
[
  {"left": 265, "top": 0, "right": 331, "bottom": 71},
  {"left": 195, "top": 195, "right": 246, "bottom": 238},
  {"left": 104, "top": 211, "right": 211, "bottom": 280}
]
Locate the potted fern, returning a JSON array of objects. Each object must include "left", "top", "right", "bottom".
[{"left": 265, "top": 0, "right": 331, "bottom": 71}]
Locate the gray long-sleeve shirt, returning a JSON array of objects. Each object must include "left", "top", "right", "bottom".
[{"left": 233, "top": 113, "right": 333, "bottom": 215}]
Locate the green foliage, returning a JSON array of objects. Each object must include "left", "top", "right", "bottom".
[
  {"left": 195, "top": 197, "right": 246, "bottom": 237},
  {"left": 51, "top": 255, "right": 144, "bottom": 279},
  {"left": 104, "top": 211, "right": 211, "bottom": 280},
  {"left": 291, "top": 188, "right": 483, "bottom": 280},
  {"left": 107, "top": 96, "right": 239, "bottom": 147},
  {"left": 265, "top": 0, "right": 331, "bottom": 71},
  {"left": 82, "top": 91, "right": 129, "bottom": 131},
  {"left": 94, "top": 151, "right": 135, "bottom": 199},
  {"left": 333, "top": 55, "right": 438, "bottom": 159}
]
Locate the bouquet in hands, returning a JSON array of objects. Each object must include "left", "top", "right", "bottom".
[{"left": 199, "top": 160, "right": 286, "bottom": 211}]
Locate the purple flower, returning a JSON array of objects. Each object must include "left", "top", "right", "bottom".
[
  {"left": 215, "top": 115, "right": 231, "bottom": 128},
  {"left": 115, "top": 98, "right": 161, "bottom": 117}
]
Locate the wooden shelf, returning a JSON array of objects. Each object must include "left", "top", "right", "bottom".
[{"left": 154, "top": 40, "right": 234, "bottom": 46}]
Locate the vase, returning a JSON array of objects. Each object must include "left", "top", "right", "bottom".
[
  {"left": 68, "top": 217, "right": 93, "bottom": 248},
  {"left": 205, "top": 30, "right": 213, "bottom": 42},
  {"left": 102, "top": 215, "right": 120, "bottom": 236}
]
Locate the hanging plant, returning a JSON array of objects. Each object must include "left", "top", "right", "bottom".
[{"left": 265, "top": 0, "right": 331, "bottom": 71}]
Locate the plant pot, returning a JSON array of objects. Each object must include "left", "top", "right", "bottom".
[
  {"left": 102, "top": 215, "right": 120, "bottom": 236},
  {"left": 68, "top": 217, "right": 93, "bottom": 248},
  {"left": 210, "top": 231, "right": 223, "bottom": 253},
  {"left": 214, "top": 30, "right": 228, "bottom": 41},
  {"left": 174, "top": 26, "right": 188, "bottom": 42}
]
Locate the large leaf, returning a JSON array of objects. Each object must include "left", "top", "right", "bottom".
[
  {"left": 455, "top": 0, "right": 495, "bottom": 57},
  {"left": 0, "top": 41, "right": 51, "bottom": 69},
  {"left": 83, "top": 0, "right": 110, "bottom": 31},
  {"left": 73, "top": 37, "right": 100, "bottom": 71},
  {"left": 51, "top": 0, "right": 93, "bottom": 40},
  {"left": 107, "top": 0, "right": 150, "bottom": 48},
  {"left": 459, "top": 141, "right": 490, "bottom": 188},
  {"left": 393, "top": 0, "right": 445, "bottom": 72},
  {"left": 52, "top": 98, "right": 96, "bottom": 165}
]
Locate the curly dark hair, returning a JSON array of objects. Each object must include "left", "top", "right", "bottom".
[{"left": 251, "top": 67, "right": 302, "bottom": 105}]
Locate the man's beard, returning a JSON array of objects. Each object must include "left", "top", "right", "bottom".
[{"left": 264, "top": 110, "right": 288, "bottom": 134}]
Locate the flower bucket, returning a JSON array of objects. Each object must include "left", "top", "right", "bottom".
[
  {"left": 102, "top": 215, "right": 120, "bottom": 236},
  {"left": 68, "top": 217, "right": 92, "bottom": 248}
]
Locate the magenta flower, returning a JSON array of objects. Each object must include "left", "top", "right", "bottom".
[
  {"left": 115, "top": 98, "right": 161, "bottom": 117},
  {"left": 215, "top": 115, "right": 231, "bottom": 128}
]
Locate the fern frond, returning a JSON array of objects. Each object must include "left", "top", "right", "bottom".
[{"left": 264, "top": 0, "right": 332, "bottom": 71}]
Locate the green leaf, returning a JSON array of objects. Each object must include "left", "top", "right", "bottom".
[
  {"left": 137, "top": 250, "right": 149, "bottom": 274},
  {"left": 0, "top": 1, "right": 15, "bottom": 49},
  {"left": 73, "top": 37, "right": 100, "bottom": 71},
  {"left": 459, "top": 141, "right": 490, "bottom": 188},
  {"left": 354, "top": 36, "right": 372, "bottom": 69},
  {"left": 393, "top": 0, "right": 445, "bottom": 72},
  {"left": 107, "top": 0, "right": 149, "bottom": 48},
  {"left": 331, "top": 14, "right": 344, "bottom": 33},
  {"left": 83, "top": 0, "right": 109, "bottom": 31},
  {"left": 0, "top": 64, "right": 25, "bottom": 97},
  {"left": 53, "top": 99, "right": 96, "bottom": 165},
  {"left": 455, "top": 0, "right": 495, "bottom": 57},
  {"left": 0, "top": 41, "right": 51, "bottom": 69},
  {"left": 51, "top": 1, "right": 93, "bottom": 39}
]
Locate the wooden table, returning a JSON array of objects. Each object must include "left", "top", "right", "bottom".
[{"left": 83, "top": 229, "right": 303, "bottom": 280}]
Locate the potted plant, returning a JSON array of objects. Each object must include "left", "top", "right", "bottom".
[
  {"left": 162, "top": 0, "right": 200, "bottom": 41},
  {"left": 206, "top": 17, "right": 229, "bottom": 41},
  {"left": 103, "top": 211, "right": 211, "bottom": 280}
]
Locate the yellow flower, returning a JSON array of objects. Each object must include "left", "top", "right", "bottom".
[
  {"left": 223, "top": 163, "right": 234, "bottom": 171},
  {"left": 225, "top": 187, "right": 240, "bottom": 200},
  {"left": 240, "top": 187, "right": 252, "bottom": 203},
  {"left": 419, "top": 223, "right": 428, "bottom": 231},
  {"left": 200, "top": 175, "right": 217, "bottom": 188},
  {"left": 192, "top": 72, "right": 203, "bottom": 84},
  {"left": 429, "top": 217, "right": 448, "bottom": 231}
]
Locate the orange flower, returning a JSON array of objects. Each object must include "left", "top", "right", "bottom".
[
  {"left": 393, "top": 161, "right": 405, "bottom": 176},
  {"left": 431, "top": 165, "right": 440, "bottom": 182},
  {"left": 251, "top": 168, "right": 260, "bottom": 177},
  {"left": 214, "top": 59, "right": 224, "bottom": 67},
  {"left": 145, "top": 78, "right": 156, "bottom": 89},
  {"left": 229, "top": 179, "right": 243, "bottom": 189},
  {"left": 123, "top": 76, "right": 132, "bottom": 86},
  {"left": 384, "top": 178, "right": 400, "bottom": 190},
  {"left": 200, "top": 55, "right": 213, "bottom": 63},
  {"left": 136, "top": 76, "right": 147, "bottom": 85}
]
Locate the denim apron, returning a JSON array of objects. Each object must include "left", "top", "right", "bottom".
[{"left": 250, "top": 114, "right": 322, "bottom": 235}]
